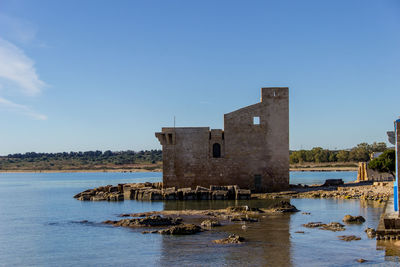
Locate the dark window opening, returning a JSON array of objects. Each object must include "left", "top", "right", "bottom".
[
  {"left": 222, "top": 132, "right": 224, "bottom": 140},
  {"left": 209, "top": 132, "right": 211, "bottom": 140},
  {"left": 254, "top": 174, "right": 262, "bottom": 191},
  {"left": 212, "top": 143, "right": 221, "bottom": 158}
]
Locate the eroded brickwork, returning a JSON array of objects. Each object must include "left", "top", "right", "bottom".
[{"left": 156, "top": 87, "right": 289, "bottom": 192}]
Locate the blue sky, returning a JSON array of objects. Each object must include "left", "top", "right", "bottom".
[{"left": 0, "top": 0, "right": 399, "bottom": 154}]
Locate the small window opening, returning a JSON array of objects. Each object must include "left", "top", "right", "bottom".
[
  {"left": 222, "top": 132, "right": 224, "bottom": 140},
  {"left": 253, "top": 116, "right": 260, "bottom": 125},
  {"left": 273, "top": 91, "right": 276, "bottom": 97},
  {"left": 212, "top": 143, "right": 221, "bottom": 158},
  {"left": 209, "top": 132, "right": 211, "bottom": 140},
  {"left": 168, "top": 134, "right": 173, "bottom": 144}
]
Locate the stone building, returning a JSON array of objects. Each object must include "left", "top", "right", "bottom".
[{"left": 155, "top": 87, "right": 289, "bottom": 192}]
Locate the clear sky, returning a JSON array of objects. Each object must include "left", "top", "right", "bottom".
[{"left": 0, "top": 0, "right": 399, "bottom": 155}]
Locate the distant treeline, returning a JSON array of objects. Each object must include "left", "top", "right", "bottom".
[
  {"left": 290, "top": 142, "right": 388, "bottom": 164},
  {"left": 0, "top": 150, "right": 162, "bottom": 170}
]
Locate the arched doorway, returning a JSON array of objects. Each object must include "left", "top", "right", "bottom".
[{"left": 212, "top": 143, "right": 221, "bottom": 158}]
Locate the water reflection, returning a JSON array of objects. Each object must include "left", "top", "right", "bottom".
[{"left": 159, "top": 200, "right": 292, "bottom": 266}]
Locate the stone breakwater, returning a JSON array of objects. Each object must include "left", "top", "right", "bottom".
[
  {"left": 255, "top": 182, "right": 393, "bottom": 202},
  {"left": 73, "top": 182, "right": 251, "bottom": 201}
]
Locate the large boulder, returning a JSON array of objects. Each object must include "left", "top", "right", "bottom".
[
  {"left": 342, "top": 215, "right": 365, "bottom": 224},
  {"left": 270, "top": 201, "right": 299, "bottom": 212},
  {"left": 109, "top": 186, "right": 119, "bottom": 193},
  {"left": 158, "top": 224, "right": 201, "bottom": 235},
  {"left": 103, "top": 215, "right": 181, "bottom": 228},
  {"left": 235, "top": 189, "right": 251, "bottom": 200},
  {"left": 201, "top": 219, "right": 221, "bottom": 228},
  {"left": 177, "top": 188, "right": 192, "bottom": 200},
  {"left": 213, "top": 234, "right": 244, "bottom": 244},
  {"left": 142, "top": 189, "right": 163, "bottom": 201},
  {"left": 302, "top": 222, "right": 345, "bottom": 231},
  {"left": 196, "top": 186, "right": 211, "bottom": 200},
  {"left": 108, "top": 193, "right": 124, "bottom": 201},
  {"left": 163, "top": 188, "right": 177, "bottom": 200},
  {"left": 212, "top": 190, "right": 228, "bottom": 200},
  {"left": 365, "top": 228, "right": 376, "bottom": 238}
]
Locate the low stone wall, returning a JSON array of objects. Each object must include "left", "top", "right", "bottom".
[{"left": 73, "top": 182, "right": 251, "bottom": 201}]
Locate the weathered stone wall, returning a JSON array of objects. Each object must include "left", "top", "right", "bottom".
[
  {"left": 156, "top": 87, "right": 289, "bottom": 192},
  {"left": 357, "top": 162, "right": 393, "bottom": 182}
]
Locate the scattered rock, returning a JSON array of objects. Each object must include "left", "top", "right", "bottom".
[
  {"left": 321, "top": 222, "right": 345, "bottom": 232},
  {"left": 226, "top": 206, "right": 263, "bottom": 213},
  {"left": 338, "top": 235, "right": 361, "bottom": 241},
  {"left": 103, "top": 215, "right": 181, "bottom": 228},
  {"left": 295, "top": 231, "right": 305, "bottom": 234},
  {"left": 201, "top": 219, "right": 221, "bottom": 228},
  {"left": 303, "top": 222, "right": 345, "bottom": 231},
  {"left": 158, "top": 224, "right": 201, "bottom": 235},
  {"left": 356, "top": 258, "right": 367, "bottom": 263},
  {"left": 270, "top": 201, "right": 299, "bottom": 212},
  {"left": 364, "top": 228, "right": 376, "bottom": 238},
  {"left": 302, "top": 222, "right": 323, "bottom": 228},
  {"left": 213, "top": 234, "right": 245, "bottom": 244},
  {"left": 302, "top": 212, "right": 311, "bottom": 215},
  {"left": 342, "top": 215, "right": 365, "bottom": 224},
  {"left": 142, "top": 230, "right": 158, "bottom": 234},
  {"left": 230, "top": 216, "right": 258, "bottom": 222}
]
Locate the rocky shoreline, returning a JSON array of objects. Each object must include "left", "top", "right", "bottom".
[
  {"left": 74, "top": 182, "right": 251, "bottom": 201},
  {"left": 74, "top": 180, "right": 393, "bottom": 203},
  {"left": 255, "top": 181, "right": 393, "bottom": 203}
]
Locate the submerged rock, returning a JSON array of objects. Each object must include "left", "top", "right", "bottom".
[
  {"left": 158, "top": 224, "right": 201, "bottom": 235},
  {"left": 320, "top": 222, "right": 345, "bottom": 232},
  {"left": 226, "top": 206, "right": 264, "bottom": 213},
  {"left": 230, "top": 216, "right": 258, "bottom": 222},
  {"left": 142, "top": 230, "right": 158, "bottom": 234},
  {"left": 356, "top": 258, "right": 367, "bottom": 263},
  {"left": 201, "top": 219, "right": 221, "bottom": 228},
  {"left": 302, "top": 222, "right": 324, "bottom": 228},
  {"left": 338, "top": 235, "right": 361, "bottom": 241},
  {"left": 342, "top": 215, "right": 365, "bottom": 224},
  {"left": 303, "top": 222, "right": 345, "bottom": 232},
  {"left": 103, "top": 215, "right": 181, "bottom": 228},
  {"left": 213, "top": 234, "right": 245, "bottom": 244}
]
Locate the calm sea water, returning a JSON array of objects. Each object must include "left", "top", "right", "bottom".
[{"left": 0, "top": 171, "right": 397, "bottom": 266}]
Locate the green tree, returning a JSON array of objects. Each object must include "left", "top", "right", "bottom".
[
  {"left": 368, "top": 150, "right": 396, "bottom": 177},
  {"left": 336, "top": 150, "right": 350, "bottom": 162},
  {"left": 349, "top": 143, "right": 371, "bottom": 162},
  {"left": 370, "top": 142, "right": 387, "bottom": 152}
]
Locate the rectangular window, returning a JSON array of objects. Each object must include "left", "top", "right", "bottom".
[
  {"left": 254, "top": 174, "right": 262, "bottom": 191},
  {"left": 253, "top": 116, "right": 260, "bottom": 125}
]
